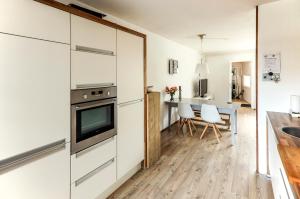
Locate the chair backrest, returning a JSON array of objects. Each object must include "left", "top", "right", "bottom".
[
  {"left": 178, "top": 103, "right": 195, "bottom": 119},
  {"left": 201, "top": 104, "right": 221, "bottom": 123}
]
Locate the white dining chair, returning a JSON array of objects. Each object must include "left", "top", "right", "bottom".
[
  {"left": 200, "top": 104, "right": 222, "bottom": 143},
  {"left": 177, "top": 103, "right": 197, "bottom": 136}
]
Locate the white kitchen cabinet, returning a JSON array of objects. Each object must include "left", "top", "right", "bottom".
[
  {"left": 0, "top": 143, "right": 70, "bottom": 199},
  {"left": 117, "top": 100, "right": 144, "bottom": 179},
  {"left": 71, "top": 15, "right": 116, "bottom": 53},
  {"left": 0, "top": 33, "right": 70, "bottom": 160},
  {"left": 71, "top": 136, "right": 116, "bottom": 183},
  {"left": 71, "top": 50, "right": 116, "bottom": 89},
  {"left": 117, "top": 30, "right": 144, "bottom": 104},
  {"left": 267, "top": 117, "right": 295, "bottom": 199},
  {"left": 0, "top": 0, "right": 70, "bottom": 44},
  {"left": 71, "top": 157, "right": 116, "bottom": 199}
]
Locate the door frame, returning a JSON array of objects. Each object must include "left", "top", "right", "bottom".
[{"left": 255, "top": 5, "right": 259, "bottom": 173}]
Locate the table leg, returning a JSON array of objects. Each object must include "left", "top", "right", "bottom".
[
  {"left": 230, "top": 110, "right": 237, "bottom": 145},
  {"left": 168, "top": 105, "right": 172, "bottom": 131},
  {"left": 234, "top": 110, "right": 238, "bottom": 135}
]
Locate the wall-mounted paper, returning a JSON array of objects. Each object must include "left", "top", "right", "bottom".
[{"left": 263, "top": 53, "right": 281, "bottom": 73}]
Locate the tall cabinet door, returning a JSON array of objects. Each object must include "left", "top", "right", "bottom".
[
  {"left": 0, "top": 33, "right": 70, "bottom": 160},
  {"left": 0, "top": 144, "right": 70, "bottom": 199},
  {"left": 117, "top": 30, "right": 144, "bottom": 104},
  {"left": 117, "top": 101, "right": 144, "bottom": 179}
]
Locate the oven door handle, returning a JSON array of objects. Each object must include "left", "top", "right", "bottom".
[{"left": 74, "top": 99, "right": 116, "bottom": 111}]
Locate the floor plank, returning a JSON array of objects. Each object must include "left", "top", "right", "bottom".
[{"left": 108, "top": 108, "right": 273, "bottom": 199}]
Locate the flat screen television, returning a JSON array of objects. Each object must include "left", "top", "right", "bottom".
[{"left": 199, "top": 79, "right": 208, "bottom": 97}]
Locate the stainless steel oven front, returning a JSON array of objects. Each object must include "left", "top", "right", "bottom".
[{"left": 71, "top": 86, "right": 117, "bottom": 154}]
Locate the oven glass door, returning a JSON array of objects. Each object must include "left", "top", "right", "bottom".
[{"left": 76, "top": 103, "right": 114, "bottom": 143}]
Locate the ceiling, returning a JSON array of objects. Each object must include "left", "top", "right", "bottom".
[{"left": 78, "top": 0, "right": 277, "bottom": 54}]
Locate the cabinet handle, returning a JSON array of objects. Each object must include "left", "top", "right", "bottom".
[
  {"left": 119, "top": 99, "right": 143, "bottom": 107},
  {"left": 75, "top": 158, "right": 115, "bottom": 187},
  {"left": 75, "top": 137, "right": 115, "bottom": 158},
  {"left": 75, "top": 45, "right": 114, "bottom": 56},
  {"left": 279, "top": 168, "right": 290, "bottom": 199},
  {"left": 76, "top": 83, "right": 115, "bottom": 89},
  {"left": 0, "top": 139, "right": 66, "bottom": 174}
]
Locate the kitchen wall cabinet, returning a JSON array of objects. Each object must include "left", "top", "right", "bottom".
[
  {"left": 117, "top": 30, "right": 144, "bottom": 104},
  {"left": 0, "top": 143, "right": 70, "bottom": 199},
  {"left": 71, "top": 15, "right": 116, "bottom": 54},
  {"left": 0, "top": 33, "right": 70, "bottom": 160},
  {"left": 117, "top": 101, "right": 144, "bottom": 179},
  {"left": 71, "top": 50, "right": 116, "bottom": 89},
  {"left": 0, "top": 0, "right": 70, "bottom": 44},
  {"left": 267, "top": 117, "right": 295, "bottom": 199}
]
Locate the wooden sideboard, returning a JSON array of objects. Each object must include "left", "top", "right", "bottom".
[{"left": 145, "top": 92, "right": 161, "bottom": 168}]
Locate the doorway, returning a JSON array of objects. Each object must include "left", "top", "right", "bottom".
[{"left": 231, "top": 61, "right": 256, "bottom": 109}]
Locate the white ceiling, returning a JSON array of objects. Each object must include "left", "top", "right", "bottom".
[{"left": 78, "top": 0, "right": 277, "bottom": 54}]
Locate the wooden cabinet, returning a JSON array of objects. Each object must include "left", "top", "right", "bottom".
[
  {"left": 71, "top": 50, "right": 116, "bottom": 89},
  {"left": 0, "top": 33, "right": 70, "bottom": 160},
  {"left": 117, "top": 30, "right": 144, "bottom": 104},
  {"left": 0, "top": 0, "right": 70, "bottom": 43},
  {"left": 71, "top": 15, "right": 116, "bottom": 53},
  {"left": 0, "top": 144, "right": 70, "bottom": 199},
  {"left": 117, "top": 101, "right": 144, "bottom": 179},
  {"left": 267, "top": 117, "right": 295, "bottom": 199},
  {"left": 146, "top": 92, "right": 161, "bottom": 168}
]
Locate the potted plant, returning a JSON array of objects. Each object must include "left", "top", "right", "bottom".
[{"left": 165, "top": 86, "right": 178, "bottom": 101}]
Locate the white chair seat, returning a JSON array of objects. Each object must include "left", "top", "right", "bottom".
[
  {"left": 178, "top": 103, "right": 195, "bottom": 119},
  {"left": 177, "top": 103, "right": 196, "bottom": 136},
  {"left": 200, "top": 104, "right": 222, "bottom": 143},
  {"left": 201, "top": 104, "right": 222, "bottom": 123}
]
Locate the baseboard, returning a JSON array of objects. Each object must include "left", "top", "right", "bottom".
[
  {"left": 96, "top": 163, "right": 142, "bottom": 199},
  {"left": 160, "top": 121, "right": 178, "bottom": 132}
]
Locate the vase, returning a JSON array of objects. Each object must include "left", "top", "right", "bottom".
[{"left": 170, "top": 93, "right": 175, "bottom": 101}]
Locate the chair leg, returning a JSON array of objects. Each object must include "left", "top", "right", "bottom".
[
  {"left": 187, "top": 119, "right": 193, "bottom": 136},
  {"left": 180, "top": 119, "right": 185, "bottom": 136},
  {"left": 200, "top": 124, "right": 209, "bottom": 140},
  {"left": 177, "top": 118, "right": 182, "bottom": 135},
  {"left": 212, "top": 125, "right": 221, "bottom": 143},
  {"left": 191, "top": 120, "right": 197, "bottom": 131},
  {"left": 214, "top": 124, "right": 222, "bottom": 137}
]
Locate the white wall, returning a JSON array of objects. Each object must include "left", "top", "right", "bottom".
[
  {"left": 147, "top": 35, "right": 200, "bottom": 129},
  {"left": 74, "top": 1, "right": 201, "bottom": 130},
  {"left": 205, "top": 51, "right": 255, "bottom": 106},
  {"left": 258, "top": 0, "right": 300, "bottom": 174}
]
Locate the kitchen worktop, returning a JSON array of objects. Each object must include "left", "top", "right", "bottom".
[
  {"left": 267, "top": 111, "right": 300, "bottom": 198},
  {"left": 267, "top": 111, "right": 300, "bottom": 147}
]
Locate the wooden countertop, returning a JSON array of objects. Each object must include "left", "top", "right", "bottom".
[
  {"left": 267, "top": 111, "right": 300, "bottom": 198},
  {"left": 267, "top": 111, "right": 300, "bottom": 147}
]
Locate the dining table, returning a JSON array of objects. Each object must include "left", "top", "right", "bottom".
[{"left": 165, "top": 98, "right": 241, "bottom": 145}]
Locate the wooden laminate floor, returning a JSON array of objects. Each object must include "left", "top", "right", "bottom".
[{"left": 109, "top": 108, "right": 273, "bottom": 199}]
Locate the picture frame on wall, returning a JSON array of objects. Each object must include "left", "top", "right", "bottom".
[{"left": 169, "top": 59, "right": 179, "bottom": 74}]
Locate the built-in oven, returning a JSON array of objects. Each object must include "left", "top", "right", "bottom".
[{"left": 71, "top": 86, "right": 117, "bottom": 154}]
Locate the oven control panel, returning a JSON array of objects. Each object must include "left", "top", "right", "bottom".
[{"left": 71, "top": 86, "right": 117, "bottom": 104}]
